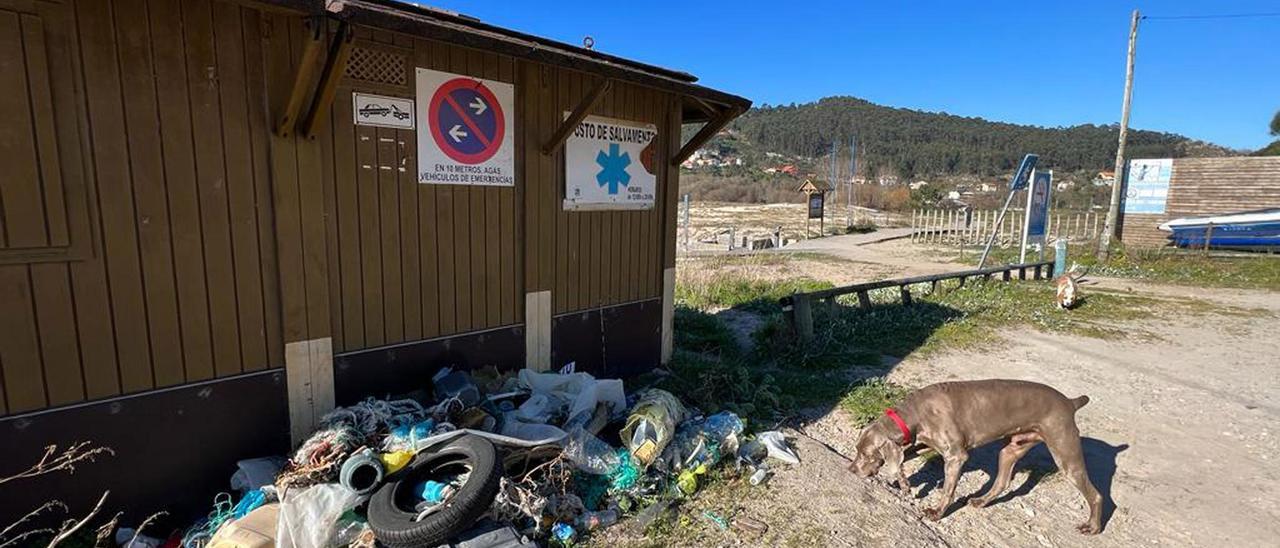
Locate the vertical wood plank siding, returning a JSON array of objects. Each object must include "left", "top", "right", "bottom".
[
  {"left": 319, "top": 30, "right": 676, "bottom": 351},
  {"left": 0, "top": 0, "right": 283, "bottom": 413},
  {"left": 1120, "top": 157, "right": 1280, "bottom": 247},
  {"left": 1, "top": 0, "right": 682, "bottom": 415}
]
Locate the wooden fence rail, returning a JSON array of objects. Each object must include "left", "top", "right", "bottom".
[
  {"left": 909, "top": 209, "right": 1102, "bottom": 247},
  {"left": 780, "top": 260, "right": 1055, "bottom": 342}
]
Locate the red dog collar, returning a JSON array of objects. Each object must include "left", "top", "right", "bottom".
[{"left": 885, "top": 408, "right": 912, "bottom": 445}]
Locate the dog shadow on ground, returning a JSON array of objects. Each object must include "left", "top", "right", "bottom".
[{"left": 907, "top": 438, "right": 1129, "bottom": 530}]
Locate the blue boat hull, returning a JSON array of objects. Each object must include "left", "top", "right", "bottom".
[{"left": 1168, "top": 220, "right": 1280, "bottom": 249}]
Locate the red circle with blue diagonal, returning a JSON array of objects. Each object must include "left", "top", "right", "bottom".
[{"left": 427, "top": 78, "right": 505, "bottom": 164}]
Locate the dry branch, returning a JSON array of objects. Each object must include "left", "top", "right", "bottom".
[
  {"left": 46, "top": 490, "right": 108, "bottom": 548},
  {"left": 0, "top": 442, "right": 114, "bottom": 486}
]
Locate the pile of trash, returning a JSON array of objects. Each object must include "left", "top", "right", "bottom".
[{"left": 143, "top": 365, "right": 800, "bottom": 548}]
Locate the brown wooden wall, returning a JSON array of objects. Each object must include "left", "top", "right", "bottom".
[
  {"left": 0, "top": 0, "right": 682, "bottom": 416},
  {"left": 0, "top": 0, "right": 284, "bottom": 416},
  {"left": 1121, "top": 157, "right": 1280, "bottom": 247},
  {"left": 320, "top": 26, "right": 676, "bottom": 352}
]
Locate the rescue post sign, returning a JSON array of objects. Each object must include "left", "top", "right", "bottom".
[
  {"left": 416, "top": 68, "right": 515, "bottom": 186},
  {"left": 564, "top": 114, "right": 658, "bottom": 210}
]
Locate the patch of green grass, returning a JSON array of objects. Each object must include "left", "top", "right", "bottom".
[
  {"left": 1080, "top": 249, "right": 1280, "bottom": 289},
  {"left": 839, "top": 377, "right": 911, "bottom": 427},
  {"left": 951, "top": 243, "right": 1280, "bottom": 290},
  {"left": 673, "top": 306, "right": 738, "bottom": 356},
  {"left": 751, "top": 315, "right": 883, "bottom": 370},
  {"left": 676, "top": 276, "right": 834, "bottom": 314},
  {"left": 659, "top": 349, "right": 788, "bottom": 422},
  {"left": 748, "top": 274, "right": 1235, "bottom": 368}
]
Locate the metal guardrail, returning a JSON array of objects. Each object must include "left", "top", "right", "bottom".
[{"left": 779, "top": 260, "right": 1055, "bottom": 342}]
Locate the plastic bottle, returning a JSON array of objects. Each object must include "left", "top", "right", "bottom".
[
  {"left": 561, "top": 427, "right": 621, "bottom": 475},
  {"left": 551, "top": 522, "right": 576, "bottom": 543},
  {"left": 749, "top": 466, "right": 770, "bottom": 486},
  {"left": 576, "top": 509, "right": 619, "bottom": 531},
  {"left": 702, "top": 412, "right": 744, "bottom": 442}
]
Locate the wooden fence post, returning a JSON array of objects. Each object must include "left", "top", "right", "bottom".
[
  {"left": 794, "top": 294, "right": 814, "bottom": 342},
  {"left": 857, "top": 290, "right": 872, "bottom": 309},
  {"left": 899, "top": 286, "right": 913, "bottom": 306}
]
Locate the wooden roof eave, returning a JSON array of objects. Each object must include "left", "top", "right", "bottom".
[{"left": 300, "top": 0, "right": 750, "bottom": 116}]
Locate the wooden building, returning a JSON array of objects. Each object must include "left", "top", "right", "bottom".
[
  {"left": 1118, "top": 157, "right": 1280, "bottom": 247},
  {"left": 0, "top": 0, "right": 748, "bottom": 520}
]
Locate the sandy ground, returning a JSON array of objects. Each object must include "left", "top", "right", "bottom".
[
  {"left": 678, "top": 202, "right": 906, "bottom": 253},
  {"left": 621, "top": 236, "right": 1280, "bottom": 547}
]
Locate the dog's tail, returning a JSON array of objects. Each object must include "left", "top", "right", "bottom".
[{"left": 1070, "top": 395, "right": 1091, "bottom": 411}]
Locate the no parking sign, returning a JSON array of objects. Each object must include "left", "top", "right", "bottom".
[{"left": 416, "top": 68, "right": 515, "bottom": 186}]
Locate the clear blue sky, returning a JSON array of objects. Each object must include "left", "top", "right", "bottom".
[{"left": 419, "top": 1, "right": 1280, "bottom": 150}]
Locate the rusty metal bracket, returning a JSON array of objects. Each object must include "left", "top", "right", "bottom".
[
  {"left": 300, "top": 21, "right": 355, "bottom": 138},
  {"left": 275, "top": 16, "right": 326, "bottom": 138},
  {"left": 541, "top": 78, "right": 611, "bottom": 155}
]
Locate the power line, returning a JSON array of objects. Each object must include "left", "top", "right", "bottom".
[{"left": 1142, "top": 12, "right": 1280, "bottom": 21}]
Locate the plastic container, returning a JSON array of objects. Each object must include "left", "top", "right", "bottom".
[
  {"left": 551, "top": 522, "right": 576, "bottom": 543},
  {"left": 749, "top": 466, "right": 770, "bottom": 486},
  {"left": 576, "top": 509, "right": 618, "bottom": 531},
  {"left": 561, "top": 427, "right": 621, "bottom": 475},
  {"left": 415, "top": 479, "right": 457, "bottom": 505},
  {"left": 433, "top": 367, "right": 480, "bottom": 407}
]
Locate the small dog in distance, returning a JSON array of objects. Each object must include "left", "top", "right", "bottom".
[{"left": 1055, "top": 264, "right": 1090, "bottom": 309}]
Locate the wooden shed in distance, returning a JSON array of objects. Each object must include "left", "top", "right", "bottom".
[
  {"left": 1117, "top": 157, "right": 1280, "bottom": 247},
  {"left": 0, "top": 0, "right": 749, "bottom": 520}
]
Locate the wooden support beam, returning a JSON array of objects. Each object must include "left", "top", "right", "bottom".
[
  {"left": 689, "top": 96, "right": 718, "bottom": 118},
  {"left": 541, "top": 78, "right": 611, "bottom": 155},
  {"left": 673, "top": 105, "right": 740, "bottom": 166},
  {"left": 300, "top": 21, "right": 355, "bottom": 138},
  {"left": 899, "top": 286, "right": 913, "bottom": 306},
  {"left": 276, "top": 17, "right": 325, "bottom": 138}
]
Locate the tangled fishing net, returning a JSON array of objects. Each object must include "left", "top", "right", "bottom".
[{"left": 276, "top": 398, "right": 427, "bottom": 492}]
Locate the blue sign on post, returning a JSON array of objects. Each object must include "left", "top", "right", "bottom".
[
  {"left": 1021, "top": 170, "right": 1052, "bottom": 262},
  {"left": 1009, "top": 154, "right": 1039, "bottom": 190}
]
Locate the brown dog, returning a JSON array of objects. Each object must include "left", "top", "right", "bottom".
[{"left": 848, "top": 379, "right": 1104, "bottom": 534}]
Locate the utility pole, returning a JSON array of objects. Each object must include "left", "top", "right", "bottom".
[
  {"left": 849, "top": 135, "right": 857, "bottom": 226},
  {"left": 1098, "top": 9, "right": 1140, "bottom": 260}
]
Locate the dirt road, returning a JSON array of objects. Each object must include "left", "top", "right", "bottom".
[{"left": 643, "top": 239, "right": 1280, "bottom": 547}]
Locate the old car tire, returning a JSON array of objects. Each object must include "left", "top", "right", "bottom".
[{"left": 368, "top": 435, "right": 502, "bottom": 547}]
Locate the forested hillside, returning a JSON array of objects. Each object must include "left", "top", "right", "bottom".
[{"left": 725, "top": 96, "right": 1235, "bottom": 178}]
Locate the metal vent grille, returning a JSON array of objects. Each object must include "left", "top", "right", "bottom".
[{"left": 345, "top": 46, "right": 407, "bottom": 87}]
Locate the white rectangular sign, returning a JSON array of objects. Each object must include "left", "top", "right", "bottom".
[
  {"left": 1124, "top": 158, "right": 1172, "bottom": 214},
  {"left": 416, "top": 68, "right": 515, "bottom": 186},
  {"left": 352, "top": 92, "right": 415, "bottom": 129},
  {"left": 564, "top": 114, "right": 658, "bottom": 210}
]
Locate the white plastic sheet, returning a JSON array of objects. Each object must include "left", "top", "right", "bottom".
[{"left": 276, "top": 483, "right": 363, "bottom": 548}]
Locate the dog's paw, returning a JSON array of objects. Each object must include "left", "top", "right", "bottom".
[
  {"left": 1076, "top": 522, "right": 1101, "bottom": 535},
  {"left": 967, "top": 497, "right": 990, "bottom": 508},
  {"left": 922, "top": 507, "right": 943, "bottom": 521}
]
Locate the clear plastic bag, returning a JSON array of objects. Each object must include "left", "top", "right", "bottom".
[{"left": 276, "top": 483, "right": 363, "bottom": 548}]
